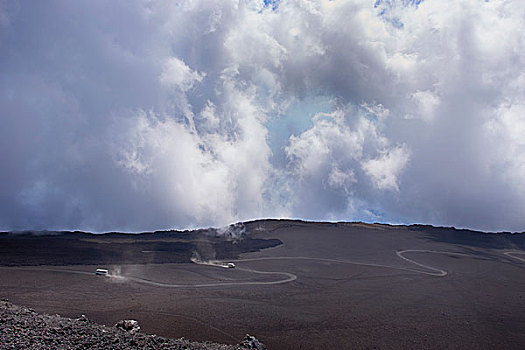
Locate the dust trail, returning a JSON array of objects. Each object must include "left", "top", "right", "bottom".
[
  {"left": 106, "top": 266, "right": 128, "bottom": 282},
  {"left": 190, "top": 256, "right": 230, "bottom": 269}
]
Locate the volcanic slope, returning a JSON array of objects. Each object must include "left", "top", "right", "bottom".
[
  {"left": 0, "top": 300, "right": 263, "bottom": 349},
  {"left": 1, "top": 220, "right": 524, "bottom": 349}
]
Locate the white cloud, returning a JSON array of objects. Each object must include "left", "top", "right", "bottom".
[
  {"left": 407, "top": 90, "right": 440, "bottom": 122},
  {"left": 484, "top": 103, "right": 525, "bottom": 193},
  {"left": 160, "top": 57, "right": 205, "bottom": 91},
  {"left": 1, "top": 0, "right": 525, "bottom": 231},
  {"left": 327, "top": 167, "right": 356, "bottom": 193},
  {"left": 362, "top": 146, "right": 410, "bottom": 191}
]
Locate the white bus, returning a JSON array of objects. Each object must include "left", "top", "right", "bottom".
[{"left": 95, "top": 268, "right": 109, "bottom": 276}]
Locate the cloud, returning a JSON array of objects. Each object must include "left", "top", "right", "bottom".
[
  {"left": 160, "top": 58, "right": 205, "bottom": 92},
  {"left": 362, "top": 146, "right": 410, "bottom": 191},
  {"left": 1, "top": 0, "right": 525, "bottom": 232}
]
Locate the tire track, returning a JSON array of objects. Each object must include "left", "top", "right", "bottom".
[
  {"left": 121, "top": 266, "right": 297, "bottom": 288},
  {"left": 395, "top": 250, "right": 471, "bottom": 277},
  {"left": 504, "top": 251, "right": 525, "bottom": 262},
  {"left": 2, "top": 249, "right": 522, "bottom": 289}
]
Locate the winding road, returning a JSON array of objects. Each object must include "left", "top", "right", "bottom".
[
  {"left": 2, "top": 249, "right": 522, "bottom": 288},
  {"left": 395, "top": 250, "right": 471, "bottom": 277},
  {"left": 122, "top": 264, "right": 297, "bottom": 288},
  {"left": 504, "top": 251, "right": 525, "bottom": 262}
]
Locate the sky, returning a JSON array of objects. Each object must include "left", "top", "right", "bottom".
[{"left": 1, "top": 0, "right": 525, "bottom": 232}]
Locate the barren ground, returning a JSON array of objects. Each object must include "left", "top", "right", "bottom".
[{"left": 1, "top": 220, "right": 524, "bottom": 349}]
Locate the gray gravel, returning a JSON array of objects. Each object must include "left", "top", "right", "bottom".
[{"left": 0, "top": 300, "right": 265, "bottom": 350}]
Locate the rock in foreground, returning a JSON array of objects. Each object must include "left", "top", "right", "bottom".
[{"left": 0, "top": 300, "right": 265, "bottom": 350}]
